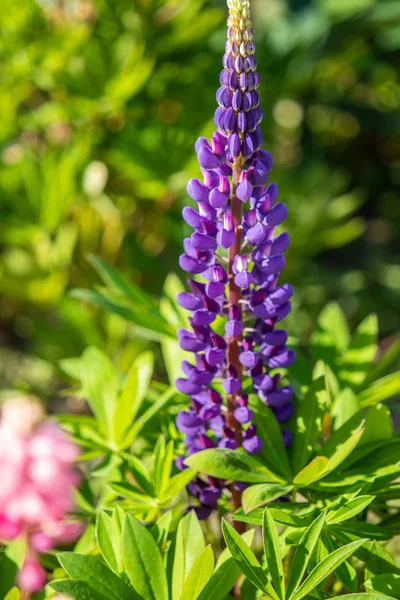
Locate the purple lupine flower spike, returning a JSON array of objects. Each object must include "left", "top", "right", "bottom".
[{"left": 176, "top": 0, "right": 295, "bottom": 516}]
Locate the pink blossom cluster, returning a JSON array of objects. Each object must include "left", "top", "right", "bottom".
[{"left": 0, "top": 397, "right": 81, "bottom": 594}]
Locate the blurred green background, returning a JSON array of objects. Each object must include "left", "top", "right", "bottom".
[{"left": 0, "top": 0, "right": 399, "bottom": 399}]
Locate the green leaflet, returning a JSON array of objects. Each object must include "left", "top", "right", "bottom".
[
  {"left": 365, "top": 574, "right": 400, "bottom": 597},
  {"left": 179, "top": 545, "right": 214, "bottom": 600},
  {"left": 122, "top": 514, "right": 169, "bottom": 600},
  {"left": 112, "top": 351, "right": 154, "bottom": 445},
  {"left": 339, "top": 314, "right": 378, "bottom": 388},
  {"left": 80, "top": 346, "right": 119, "bottom": 434},
  {"left": 185, "top": 448, "right": 282, "bottom": 483},
  {"left": 242, "top": 483, "right": 293, "bottom": 513},
  {"left": 198, "top": 530, "right": 255, "bottom": 600},
  {"left": 262, "top": 509, "right": 285, "bottom": 600},
  {"left": 57, "top": 553, "right": 138, "bottom": 600},
  {"left": 289, "top": 539, "right": 367, "bottom": 600},
  {"left": 170, "top": 511, "right": 206, "bottom": 600},
  {"left": 221, "top": 520, "right": 279, "bottom": 600},
  {"left": 290, "top": 376, "right": 327, "bottom": 474},
  {"left": 286, "top": 512, "right": 326, "bottom": 598}
]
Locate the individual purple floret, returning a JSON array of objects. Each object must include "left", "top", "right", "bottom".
[{"left": 176, "top": 0, "right": 295, "bottom": 516}]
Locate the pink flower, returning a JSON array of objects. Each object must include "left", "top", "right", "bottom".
[
  {"left": 0, "top": 396, "right": 82, "bottom": 593},
  {"left": 17, "top": 557, "right": 47, "bottom": 593}
]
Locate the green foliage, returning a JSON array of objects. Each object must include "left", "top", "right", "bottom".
[{"left": 0, "top": 0, "right": 399, "bottom": 596}]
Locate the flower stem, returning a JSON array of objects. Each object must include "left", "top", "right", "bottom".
[{"left": 227, "top": 158, "right": 246, "bottom": 535}]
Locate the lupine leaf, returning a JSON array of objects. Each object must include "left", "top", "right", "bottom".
[
  {"left": 197, "top": 530, "right": 255, "bottom": 600},
  {"left": 323, "top": 532, "right": 358, "bottom": 592},
  {"left": 326, "top": 495, "right": 375, "bottom": 524},
  {"left": 262, "top": 509, "right": 285, "bottom": 599},
  {"left": 57, "top": 553, "right": 136, "bottom": 600},
  {"left": 185, "top": 448, "right": 282, "bottom": 483},
  {"left": 51, "top": 580, "right": 99, "bottom": 600},
  {"left": 331, "top": 387, "right": 359, "bottom": 430},
  {"left": 293, "top": 456, "right": 329, "bottom": 487},
  {"left": 339, "top": 314, "right": 378, "bottom": 388},
  {"left": 80, "top": 346, "right": 119, "bottom": 433},
  {"left": 360, "top": 372, "right": 400, "bottom": 407},
  {"left": 150, "top": 510, "right": 173, "bottom": 548},
  {"left": 286, "top": 512, "right": 326, "bottom": 598},
  {"left": 0, "top": 535, "right": 27, "bottom": 599},
  {"left": 112, "top": 351, "right": 154, "bottom": 445},
  {"left": 125, "top": 385, "right": 177, "bottom": 444},
  {"left": 242, "top": 483, "right": 293, "bottom": 513},
  {"left": 332, "top": 595, "right": 396, "bottom": 600},
  {"left": 289, "top": 539, "right": 368, "bottom": 600},
  {"left": 164, "top": 468, "right": 197, "bottom": 499},
  {"left": 249, "top": 399, "right": 292, "bottom": 479},
  {"left": 221, "top": 520, "right": 279, "bottom": 600},
  {"left": 317, "top": 301, "right": 350, "bottom": 354},
  {"left": 122, "top": 514, "right": 168, "bottom": 600},
  {"left": 290, "top": 377, "right": 327, "bottom": 474},
  {"left": 179, "top": 545, "right": 214, "bottom": 600},
  {"left": 365, "top": 574, "right": 400, "bottom": 596},
  {"left": 330, "top": 522, "right": 391, "bottom": 541},
  {"left": 170, "top": 511, "right": 206, "bottom": 600},
  {"left": 3, "top": 589, "right": 20, "bottom": 600},
  {"left": 96, "top": 511, "right": 119, "bottom": 574}
]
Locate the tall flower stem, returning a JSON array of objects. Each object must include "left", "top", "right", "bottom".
[{"left": 227, "top": 159, "right": 247, "bottom": 533}]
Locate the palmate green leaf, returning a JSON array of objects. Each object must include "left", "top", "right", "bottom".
[
  {"left": 242, "top": 483, "right": 293, "bottom": 513},
  {"left": 112, "top": 351, "right": 154, "bottom": 445},
  {"left": 339, "top": 314, "right": 378, "bottom": 389},
  {"left": 249, "top": 399, "right": 292, "bottom": 479},
  {"left": 289, "top": 539, "right": 367, "bottom": 600},
  {"left": 80, "top": 346, "right": 119, "bottom": 434},
  {"left": 365, "top": 574, "right": 400, "bottom": 596},
  {"left": 179, "top": 545, "right": 214, "bottom": 600},
  {"left": 360, "top": 372, "right": 400, "bottom": 407},
  {"left": 290, "top": 376, "right": 327, "bottom": 474},
  {"left": 57, "top": 553, "right": 137, "bottom": 600},
  {"left": 185, "top": 448, "right": 283, "bottom": 483},
  {"left": 122, "top": 513, "right": 168, "bottom": 600},
  {"left": 262, "top": 509, "right": 285, "bottom": 600},
  {"left": 286, "top": 512, "right": 326, "bottom": 598},
  {"left": 326, "top": 495, "right": 374, "bottom": 524},
  {"left": 170, "top": 511, "right": 205, "bottom": 600},
  {"left": 221, "top": 520, "right": 279, "bottom": 600},
  {"left": 198, "top": 530, "right": 255, "bottom": 600}
]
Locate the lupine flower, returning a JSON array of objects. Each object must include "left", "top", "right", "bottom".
[
  {"left": 176, "top": 0, "right": 295, "bottom": 515},
  {"left": 0, "top": 396, "right": 81, "bottom": 593}
]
